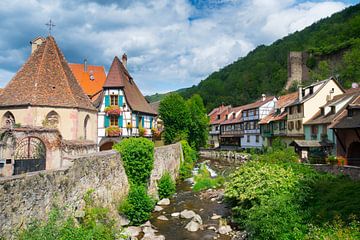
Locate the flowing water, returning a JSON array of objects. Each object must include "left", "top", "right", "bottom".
[{"left": 150, "top": 158, "right": 238, "bottom": 240}]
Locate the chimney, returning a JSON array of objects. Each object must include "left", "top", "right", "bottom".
[
  {"left": 84, "top": 58, "right": 88, "bottom": 72},
  {"left": 122, "top": 53, "right": 128, "bottom": 69},
  {"left": 298, "top": 84, "right": 303, "bottom": 101},
  {"left": 261, "top": 94, "right": 266, "bottom": 101}
]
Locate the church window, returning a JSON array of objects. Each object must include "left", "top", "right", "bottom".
[
  {"left": 45, "top": 111, "right": 59, "bottom": 127},
  {"left": 2, "top": 112, "right": 15, "bottom": 127}
]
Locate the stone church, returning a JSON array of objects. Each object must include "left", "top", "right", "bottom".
[{"left": 0, "top": 36, "right": 97, "bottom": 176}]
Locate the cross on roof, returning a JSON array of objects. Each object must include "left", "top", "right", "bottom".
[{"left": 45, "top": 19, "right": 55, "bottom": 36}]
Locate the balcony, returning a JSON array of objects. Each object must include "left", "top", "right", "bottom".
[
  {"left": 220, "top": 129, "right": 244, "bottom": 137},
  {"left": 244, "top": 129, "right": 260, "bottom": 134},
  {"left": 209, "top": 130, "right": 220, "bottom": 135},
  {"left": 242, "top": 115, "right": 259, "bottom": 121},
  {"left": 287, "top": 112, "right": 304, "bottom": 120}
]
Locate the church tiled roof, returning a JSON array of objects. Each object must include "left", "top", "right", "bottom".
[
  {"left": 0, "top": 36, "right": 96, "bottom": 111},
  {"left": 104, "top": 56, "right": 157, "bottom": 115}
]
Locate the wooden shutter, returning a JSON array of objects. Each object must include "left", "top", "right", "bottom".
[
  {"left": 150, "top": 117, "right": 153, "bottom": 129},
  {"left": 119, "top": 96, "right": 124, "bottom": 107},
  {"left": 104, "top": 115, "right": 110, "bottom": 128},
  {"left": 118, "top": 115, "right": 123, "bottom": 128},
  {"left": 105, "top": 95, "right": 110, "bottom": 107}
]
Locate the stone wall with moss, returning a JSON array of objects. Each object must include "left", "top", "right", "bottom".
[{"left": 0, "top": 142, "right": 183, "bottom": 237}]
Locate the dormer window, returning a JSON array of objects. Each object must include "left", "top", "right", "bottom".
[
  {"left": 330, "top": 106, "right": 335, "bottom": 114},
  {"left": 217, "top": 115, "right": 220, "bottom": 120},
  {"left": 232, "top": 113, "right": 236, "bottom": 119},
  {"left": 309, "top": 87, "right": 314, "bottom": 95},
  {"left": 348, "top": 109, "right": 353, "bottom": 117},
  {"left": 320, "top": 107, "right": 324, "bottom": 116}
]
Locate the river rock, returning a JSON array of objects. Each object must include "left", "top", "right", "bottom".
[
  {"left": 211, "top": 214, "right": 222, "bottom": 220},
  {"left": 142, "top": 235, "right": 166, "bottom": 240},
  {"left": 124, "top": 226, "right": 141, "bottom": 237},
  {"left": 157, "top": 198, "right": 170, "bottom": 206},
  {"left": 157, "top": 215, "right": 169, "bottom": 221},
  {"left": 171, "top": 212, "right": 180, "bottom": 217},
  {"left": 218, "top": 225, "right": 232, "bottom": 235},
  {"left": 119, "top": 215, "right": 130, "bottom": 226},
  {"left": 180, "top": 209, "right": 196, "bottom": 219},
  {"left": 185, "top": 220, "right": 201, "bottom": 232},
  {"left": 154, "top": 205, "right": 163, "bottom": 212},
  {"left": 193, "top": 214, "right": 203, "bottom": 225},
  {"left": 207, "top": 226, "right": 217, "bottom": 231},
  {"left": 143, "top": 226, "right": 158, "bottom": 235}
]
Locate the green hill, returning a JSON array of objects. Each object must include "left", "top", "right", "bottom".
[{"left": 148, "top": 3, "right": 360, "bottom": 111}]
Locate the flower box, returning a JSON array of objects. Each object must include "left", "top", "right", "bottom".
[
  {"left": 106, "top": 126, "right": 122, "bottom": 137},
  {"left": 104, "top": 105, "right": 121, "bottom": 116}
]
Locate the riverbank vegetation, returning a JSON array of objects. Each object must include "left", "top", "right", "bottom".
[
  {"left": 193, "top": 164, "right": 225, "bottom": 192},
  {"left": 157, "top": 172, "right": 176, "bottom": 199},
  {"left": 114, "top": 138, "right": 156, "bottom": 225},
  {"left": 225, "top": 148, "right": 360, "bottom": 239},
  {"left": 17, "top": 190, "right": 122, "bottom": 240},
  {"left": 179, "top": 140, "right": 198, "bottom": 180}
]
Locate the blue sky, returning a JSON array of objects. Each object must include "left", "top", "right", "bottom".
[{"left": 0, "top": 0, "right": 358, "bottom": 95}]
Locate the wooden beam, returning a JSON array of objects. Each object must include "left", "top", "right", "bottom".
[{"left": 333, "top": 129, "right": 346, "bottom": 153}]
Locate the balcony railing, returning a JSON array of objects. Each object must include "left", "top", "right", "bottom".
[
  {"left": 220, "top": 130, "right": 244, "bottom": 137},
  {"left": 209, "top": 130, "right": 220, "bottom": 135},
  {"left": 242, "top": 115, "right": 259, "bottom": 121},
  {"left": 244, "top": 129, "right": 260, "bottom": 134}
]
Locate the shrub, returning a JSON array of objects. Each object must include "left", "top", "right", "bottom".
[
  {"left": 157, "top": 172, "right": 176, "bottom": 199},
  {"left": 138, "top": 126, "right": 145, "bottom": 137},
  {"left": 179, "top": 140, "right": 198, "bottom": 180},
  {"left": 113, "top": 138, "right": 154, "bottom": 186},
  {"left": 118, "top": 185, "right": 155, "bottom": 225}
]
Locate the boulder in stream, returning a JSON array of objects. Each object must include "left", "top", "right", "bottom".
[
  {"left": 185, "top": 220, "right": 201, "bottom": 232},
  {"left": 157, "top": 215, "right": 169, "bottom": 221},
  {"left": 218, "top": 225, "right": 232, "bottom": 235},
  {"left": 157, "top": 198, "right": 170, "bottom": 206},
  {"left": 192, "top": 214, "right": 203, "bottom": 225},
  {"left": 154, "top": 205, "right": 163, "bottom": 212},
  {"left": 123, "top": 226, "right": 141, "bottom": 237},
  {"left": 171, "top": 212, "right": 180, "bottom": 217},
  {"left": 180, "top": 209, "right": 196, "bottom": 219}
]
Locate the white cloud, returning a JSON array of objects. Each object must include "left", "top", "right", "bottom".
[{"left": 0, "top": 0, "right": 349, "bottom": 94}]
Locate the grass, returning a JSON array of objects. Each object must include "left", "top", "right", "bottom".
[{"left": 193, "top": 164, "right": 224, "bottom": 192}]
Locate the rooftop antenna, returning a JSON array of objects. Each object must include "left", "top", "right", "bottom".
[{"left": 45, "top": 19, "right": 55, "bottom": 36}]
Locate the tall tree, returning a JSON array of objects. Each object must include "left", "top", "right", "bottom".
[
  {"left": 159, "top": 93, "right": 190, "bottom": 144},
  {"left": 186, "top": 94, "right": 209, "bottom": 149}
]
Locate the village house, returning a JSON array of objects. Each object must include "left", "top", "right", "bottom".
[
  {"left": 0, "top": 36, "right": 97, "bottom": 176},
  {"left": 259, "top": 92, "right": 298, "bottom": 147},
  {"left": 287, "top": 78, "right": 345, "bottom": 158},
  {"left": 329, "top": 90, "right": 360, "bottom": 166},
  {"left": 208, "top": 105, "right": 232, "bottom": 148},
  {"left": 302, "top": 88, "right": 360, "bottom": 159},
  {"left": 239, "top": 95, "right": 276, "bottom": 149},
  {"left": 219, "top": 106, "right": 243, "bottom": 149},
  {"left": 97, "top": 55, "right": 157, "bottom": 151}
]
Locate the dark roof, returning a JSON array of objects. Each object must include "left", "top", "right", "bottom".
[
  {"left": 221, "top": 106, "right": 244, "bottom": 125},
  {"left": 104, "top": 57, "right": 157, "bottom": 115},
  {"left": 150, "top": 101, "right": 160, "bottom": 113},
  {"left": 0, "top": 36, "right": 96, "bottom": 111},
  {"left": 290, "top": 140, "right": 333, "bottom": 148},
  {"left": 331, "top": 96, "right": 360, "bottom": 129}
]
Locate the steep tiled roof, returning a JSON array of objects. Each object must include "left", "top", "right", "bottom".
[
  {"left": 240, "top": 96, "right": 275, "bottom": 110},
  {"left": 306, "top": 88, "right": 360, "bottom": 125},
  {"left": 150, "top": 101, "right": 160, "bottom": 113},
  {"left": 0, "top": 36, "right": 96, "bottom": 111},
  {"left": 105, "top": 57, "right": 157, "bottom": 115},
  {"left": 259, "top": 92, "right": 298, "bottom": 124},
  {"left": 208, "top": 105, "right": 232, "bottom": 125},
  {"left": 330, "top": 95, "right": 360, "bottom": 129},
  {"left": 69, "top": 63, "right": 106, "bottom": 101},
  {"left": 221, "top": 106, "right": 244, "bottom": 125}
]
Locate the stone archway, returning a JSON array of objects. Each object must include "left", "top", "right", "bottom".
[
  {"left": 13, "top": 137, "right": 46, "bottom": 175},
  {"left": 99, "top": 137, "right": 119, "bottom": 151},
  {"left": 347, "top": 141, "right": 360, "bottom": 166}
]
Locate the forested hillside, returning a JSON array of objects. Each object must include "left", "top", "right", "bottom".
[{"left": 148, "top": 3, "right": 360, "bottom": 111}]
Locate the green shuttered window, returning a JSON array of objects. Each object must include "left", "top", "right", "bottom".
[
  {"left": 104, "top": 115, "right": 110, "bottom": 128},
  {"left": 105, "top": 95, "right": 110, "bottom": 107}
]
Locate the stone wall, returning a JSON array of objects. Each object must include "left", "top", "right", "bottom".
[
  {"left": 0, "top": 142, "right": 183, "bottom": 237},
  {"left": 311, "top": 164, "right": 360, "bottom": 180},
  {"left": 148, "top": 142, "right": 183, "bottom": 199}
]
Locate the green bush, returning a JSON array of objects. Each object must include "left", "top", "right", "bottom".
[
  {"left": 157, "top": 172, "right": 176, "bottom": 199},
  {"left": 179, "top": 140, "right": 198, "bottom": 180},
  {"left": 193, "top": 164, "right": 224, "bottom": 192},
  {"left": 118, "top": 185, "right": 155, "bottom": 225},
  {"left": 224, "top": 148, "right": 360, "bottom": 239},
  {"left": 113, "top": 137, "right": 154, "bottom": 186}
]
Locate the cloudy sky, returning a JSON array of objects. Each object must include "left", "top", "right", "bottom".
[{"left": 0, "top": 0, "right": 358, "bottom": 95}]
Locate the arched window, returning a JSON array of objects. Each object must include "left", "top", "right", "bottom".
[
  {"left": 2, "top": 111, "right": 15, "bottom": 128},
  {"left": 45, "top": 111, "right": 60, "bottom": 128},
  {"left": 84, "top": 115, "right": 90, "bottom": 140}
]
